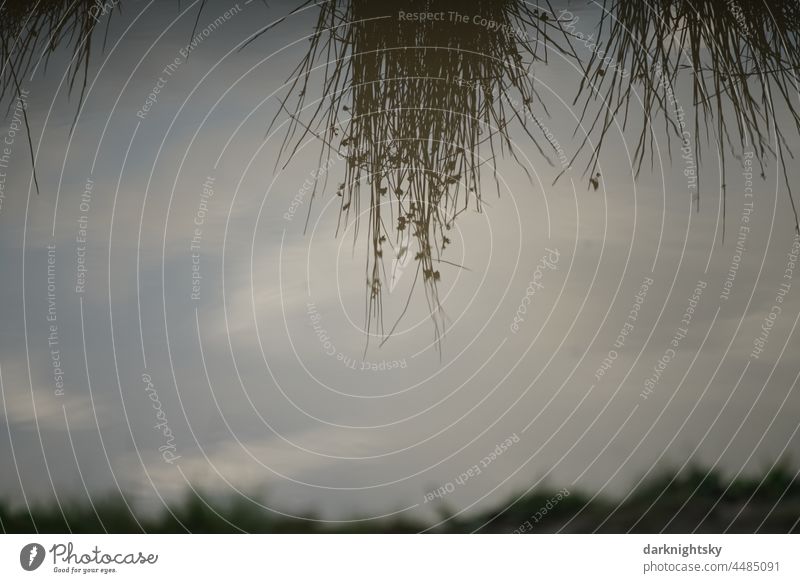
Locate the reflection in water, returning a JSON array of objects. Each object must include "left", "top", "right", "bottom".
[
  {"left": 271, "top": 0, "right": 575, "bottom": 348},
  {"left": 2, "top": 0, "right": 800, "bottom": 535},
  {"left": 3, "top": 0, "right": 800, "bottom": 343},
  {"left": 573, "top": 0, "right": 800, "bottom": 231},
  {"left": 0, "top": 1, "right": 116, "bottom": 127},
  {"left": 272, "top": 0, "right": 800, "bottom": 345}
]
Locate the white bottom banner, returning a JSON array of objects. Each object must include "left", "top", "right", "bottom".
[{"left": 1, "top": 534, "right": 797, "bottom": 581}]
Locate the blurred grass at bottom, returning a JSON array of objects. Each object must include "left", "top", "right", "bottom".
[{"left": 2, "top": 464, "right": 799, "bottom": 533}]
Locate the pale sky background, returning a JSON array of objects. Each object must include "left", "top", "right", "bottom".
[{"left": 1, "top": 0, "right": 799, "bottom": 526}]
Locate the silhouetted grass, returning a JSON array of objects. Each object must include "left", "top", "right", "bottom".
[
  {"left": 4, "top": 1, "right": 800, "bottom": 343},
  {"left": 0, "top": 0, "right": 121, "bottom": 130},
  {"left": 267, "top": 0, "right": 577, "bottom": 349},
  {"left": 571, "top": 0, "right": 800, "bottom": 233}
]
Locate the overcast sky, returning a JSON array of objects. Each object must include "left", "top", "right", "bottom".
[{"left": 1, "top": 0, "right": 799, "bottom": 526}]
